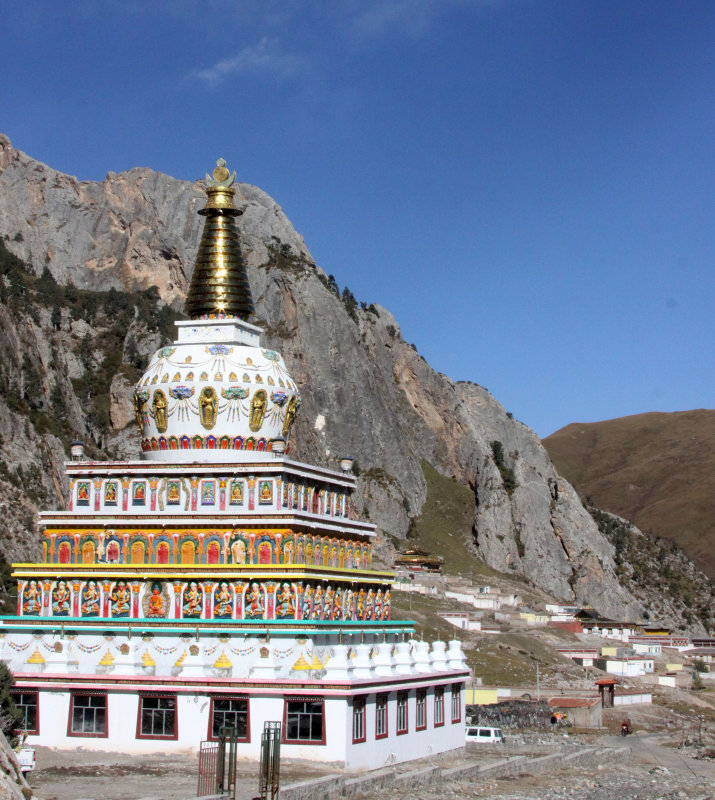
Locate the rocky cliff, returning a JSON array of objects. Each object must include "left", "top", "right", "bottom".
[{"left": 0, "top": 134, "right": 642, "bottom": 619}]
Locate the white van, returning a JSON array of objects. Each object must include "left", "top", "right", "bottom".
[{"left": 465, "top": 726, "right": 505, "bottom": 744}]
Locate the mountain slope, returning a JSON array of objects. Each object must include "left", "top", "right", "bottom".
[
  {"left": 0, "top": 134, "right": 650, "bottom": 619},
  {"left": 543, "top": 410, "right": 715, "bottom": 578}
]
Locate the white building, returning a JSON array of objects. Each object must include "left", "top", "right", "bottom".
[{"left": 2, "top": 159, "right": 468, "bottom": 767}]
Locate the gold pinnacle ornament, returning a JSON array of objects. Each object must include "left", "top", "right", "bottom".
[{"left": 184, "top": 158, "right": 255, "bottom": 319}]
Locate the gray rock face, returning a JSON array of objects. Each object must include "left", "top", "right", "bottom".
[{"left": 0, "top": 134, "right": 640, "bottom": 618}]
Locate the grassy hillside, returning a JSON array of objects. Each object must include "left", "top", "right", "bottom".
[
  {"left": 405, "top": 460, "right": 493, "bottom": 579},
  {"left": 543, "top": 410, "right": 715, "bottom": 578}
]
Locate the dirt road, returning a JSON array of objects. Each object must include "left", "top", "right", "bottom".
[{"left": 27, "top": 733, "right": 714, "bottom": 800}]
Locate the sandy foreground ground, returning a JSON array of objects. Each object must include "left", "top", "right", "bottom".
[{"left": 25, "top": 732, "right": 715, "bottom": 800}]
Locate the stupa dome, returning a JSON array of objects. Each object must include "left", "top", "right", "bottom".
[{"left": 133, "top": 159, "right": 300, "bottom": 462}]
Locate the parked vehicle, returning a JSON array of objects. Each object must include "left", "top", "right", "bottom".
[{"left": 465, "top": 726, "right": 505, "bottom": 744}]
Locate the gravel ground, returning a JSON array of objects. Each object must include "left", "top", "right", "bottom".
[
  {"left": 351, "top": 734, "right": 715, "bottom": 800},
  {"left": 27, "top": 747, "right": 335, "bottom": 800},
  {"left": 26, "top": 732, "right": 715, "bottom": 800}
]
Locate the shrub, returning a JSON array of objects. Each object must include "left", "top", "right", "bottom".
[{"left": 490, "top": 440, "right": 517, "bottom": 496}]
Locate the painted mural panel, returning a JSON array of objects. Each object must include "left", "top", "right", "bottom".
[
  {"left": 228, "top": 534, "right": 248, "bottom": 564},
  {"left": 81, "top": 541, "right": 95, "bottom": 564},
  {"left": 274, "top": 582, "right": 295, "bottom": 619},
  {"left": 80, "top": 581, "right": 100, "bottom": 616},
  {"left": 182, "top": 581, "right": 203, "bottom": 618},
  {"left": 181, "top": 540, "right": 196, "bottom": 563},
  {"left": 58, "top": 542, "right": 71, "bottom": 564},
  {"left": 143, "top": 581, "right": 170, "bottom": 618},
  {"left": 201, "top": 480, "right": 215, "bottom": 505},
  {"left": 166, "top": 480, "right": 181, "bottom": 505},
  {"left": 132, "top": 481, "right": 146, "bottom": 506},
  {"left": 76, "top": 481, "right": 90, "bottom": 506},
  {"left": 104, "top": 481, "right": 118, "bottom": 505},
  {"left": 52, "top": 581, "right": 71, "bottom": 616},
  {"left": 110, "top": 581, "right": 131, "bottom": 618},
  {"left": 131, "top": 541, "right": 145, "bottom": 564},
  {"left": 156, "top": 541, "right": 170, "bottom": 564},
  {"left": 206, "top": 541, "right": 220, "bottom": 564},
  {"left": 229, "top": 480, "right": 243, "bottom": 505},
  {"left": 21, "top": 580, "right": 41, "bottom": 615},
  {"left": 213, "top": 581, "right": 234, "bottom": 618},
  {"left": 106, "top": 540, "right": 120, "bottom": 563},
  {"left": 258, "top": 480, "right": 273, "bottom": 505},
  {"left": 244, "top": 582, "right": 264, "bottom": 619}
]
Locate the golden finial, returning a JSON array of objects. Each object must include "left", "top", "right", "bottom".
[
  {"left": 205, "top": 158, "right": 236, "bottom": 188},
  {"left": 184, "top": 157, "right": 254, "bottom": 319}
]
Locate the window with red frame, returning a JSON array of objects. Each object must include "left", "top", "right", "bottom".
[
  {"left": 210, "top": 697, "right": 249, "bottom": 740},
  {"left": 434, "top": 686, "right": 444, "bottom": 727},
  {"left": 69, "top": 693, "right": 107, "bottom": 737},
  {"left": 375, "top": 693, "right": 388, "bottom": 739},
  {"left": 12, "top": 692, "right": 38, "bottom": 734},
  {"left": 416, "top": 689, "right": 427, "bottom": 731},
  {"left": 396, "top": 691, "right": 408, "bottom": 735},
  {"left": 137, "top": 695, "right": 177, "bottom": 739},
  {"left": 451, "top": 683, "right": 462, "bottom": 723},
  {"left": 352, "top": 696, "right": 366, "bottom": 743},
  {"left": 284, "top": 698, "right": 324, "bottom": 743}
]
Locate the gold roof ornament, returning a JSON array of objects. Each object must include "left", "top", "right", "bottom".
[
  {"left": 98, "top": 650, "right": 115, "bottom": 666},
  {"left": 213, "top": 651, "right": 232, "bottom": 669},
  {"left": 141, "top": 650, "right": 156, "bottom": 667},
  {"left": 184, "top": 158, "right": 255, "bottom": 320},
  {"left": 174, "top": 650, "right": 187, "bottom": 667},
  {"left": 26, "top": 648, "right": 46, "bottom": 665},
  {"left": 291, "top": 653, "right": 311, "bottom": 671}
]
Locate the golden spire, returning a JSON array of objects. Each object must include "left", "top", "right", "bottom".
[{"left": 184, "top": 158, "right": 255, "bottom": 319}]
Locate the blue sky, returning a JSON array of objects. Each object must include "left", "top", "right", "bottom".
[{"left": 2, "top": 0, "right": 713, "bottom": 437}]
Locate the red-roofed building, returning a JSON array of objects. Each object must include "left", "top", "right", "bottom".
[{"left": 548, "top": 696, "right": 602, "bottom": 729}]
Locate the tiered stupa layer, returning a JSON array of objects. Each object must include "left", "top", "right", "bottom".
[{"left": 2, "top": 159, "right": 468, "bottom": 765}]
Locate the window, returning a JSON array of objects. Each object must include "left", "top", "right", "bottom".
[
  {"left": 352, "top": 696, "right": 366, "bottom": 744},
  {"left": 12, "top": 692, "right": 38, "bottom": 734},
  {"left": 69, "top": 694, "right": 107, "bottom": 737},
  {"left": 375, "top": 693, "right": 388, "bottom": 739},
  {"left": 434, "top": 686, "right": 444, "bottom": 727},
  {"left": 416, "top": 689, "right": 427, "bottom": 731},
  {"left": 451, "top": 683, "right": 462, "bottom": 723},
  {"left": 210, "top": 697, "right": 249, "bottom": 741},
  {"left": 284, "top": 699, "right": 324, "bottom": 744},
  {"left": 396, "top": 691, "right": 408, "bottom": 735},
  {"left": 137, "top": 695, "right": 177, "bottom": 739}
]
